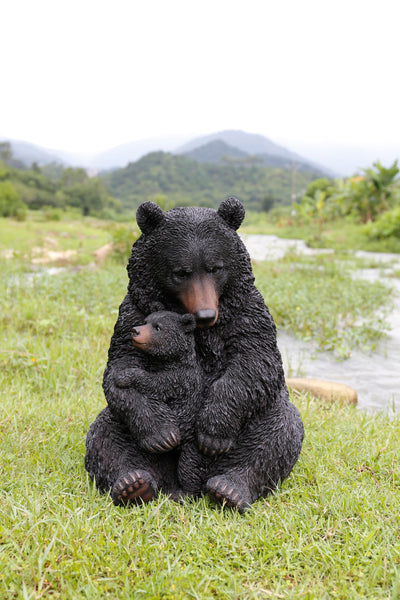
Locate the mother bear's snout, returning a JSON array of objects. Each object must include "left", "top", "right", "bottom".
[
  {"left": 177, "top": 275, "right": 219, "bottom": 328},
  {"left": 195, "top": 309, "right": 218, "bottom": 328}
]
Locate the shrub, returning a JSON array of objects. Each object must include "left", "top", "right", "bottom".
[
  {"left": 43, "top": 207, "right": 63, "bottom": 221},
  {"left": 0, "top": 181, "right": 27, "bottom": 217},
  {"left": 365, "top": 206, "right": 400, "bottom": 239},
  {"left": 109, "top": 223, "right": 139, "bottom": 263}
]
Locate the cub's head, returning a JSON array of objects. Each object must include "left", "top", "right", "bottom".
[{"left": 132, "top": 311, "right": 196, "bottom": 360}]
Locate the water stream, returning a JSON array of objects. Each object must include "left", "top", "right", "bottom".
[{"left": 241, "top": 234, "right": 400, "bottom": 412}]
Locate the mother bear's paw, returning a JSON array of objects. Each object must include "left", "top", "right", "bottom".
[
  {"left": 197, "top": 432, "right": 234, "bottom": 456},
  {"left": 140, "top": 425, "right": 181, "bottom": 454},
  {"left": 206, "top": 475, "right": 251, "bottom": 513},
  {"left": 112, "top": 470, "right": 157, "bottom": 506}
]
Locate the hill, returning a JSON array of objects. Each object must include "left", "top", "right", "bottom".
[
  {"left": 2, "top": 131, "right": 397, "bottom": 176},
  {"left": 1, "top": 131, "right": 332, "bottom": 175},
  {"left": 102, "top": 151, "right": 322, "bottom": 211},
  {"left": 0, "top": 138, "right": 64, "bottom": 167},
  {"left": 176, "top": 130, "right": 331, "bottom": 176},
  {"left": 182, "top": 140, "right": 249, "bottom": 163},
  {"left": 176, "top": 130, "right": 296, "bottom": 157},
  {"left": 0, "top": 145, "right": 119, "bottom": 218}
]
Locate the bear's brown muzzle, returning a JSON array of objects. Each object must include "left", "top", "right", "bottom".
[
  {"left": 132, "top": 325, "right": 152, "bottom": 349},
  {"left": 178, "top": 276, "right": 218, "bottom": 328}
]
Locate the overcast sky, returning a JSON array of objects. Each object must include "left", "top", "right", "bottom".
[{"left": 2, "top": 0, "right": 400, "bottom": 154}]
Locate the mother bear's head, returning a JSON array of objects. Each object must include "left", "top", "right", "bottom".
[{"left": 127, "top": 197, "right": 254, "bottom": 327}]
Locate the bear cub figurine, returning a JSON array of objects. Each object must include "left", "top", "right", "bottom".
[{"left": 110, "top": 310, "right": 208, "bottom": 505}]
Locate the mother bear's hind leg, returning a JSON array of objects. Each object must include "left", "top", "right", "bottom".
[{"left": 85, "top": 407, "right": 159, "bottom": 505}]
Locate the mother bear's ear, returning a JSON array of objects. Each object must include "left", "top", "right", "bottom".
[
  {"left": 136, "top": 201, "right": 165, "bottom": 234},
  {"left": 217, "top": 197, "right": 245, "bottom": 231}
]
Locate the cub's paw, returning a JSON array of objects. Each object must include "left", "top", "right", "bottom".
[
  {"left": 141, "top": 426, "right": 181, "bottom": 454},
  {"left": 112, "top": 470, "right": 157, "bottom": 506},
  {"left": 149, "top": 301, "right": 165, "bottom": 313},
  {"left": 206, "top": 475, "right": 251, "bottom": 513},
  {"left": 114, "top": 367, "right": 140, "bottom": 389},
  {"left": 197, "top": 432, "right": 234, "bottom": 456}
]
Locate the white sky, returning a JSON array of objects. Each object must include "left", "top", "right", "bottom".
[{"left": 1, "top": 0, "right": 400, "bottom": 153}]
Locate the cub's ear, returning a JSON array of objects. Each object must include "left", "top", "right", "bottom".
[
  {"left": 180, "top": 313, "right": 196, "bottom": 333},
  {"left": 217, "top": 196, "right": 245, "bottom": 230},
  {"left": 136, "top": 201, "right": 165, "bottom": 234}
]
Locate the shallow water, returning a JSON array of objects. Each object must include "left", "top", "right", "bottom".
[{"left": 241, "top": 234, "right": 400, "bottom": 412}]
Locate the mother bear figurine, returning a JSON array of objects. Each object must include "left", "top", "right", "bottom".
[{"left": 85, "top": 197, "right": 304, "bottom": 512}]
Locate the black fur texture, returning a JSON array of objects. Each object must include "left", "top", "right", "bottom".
[{"left": 85, "top": 197, "right": 304, "bottom": 511}]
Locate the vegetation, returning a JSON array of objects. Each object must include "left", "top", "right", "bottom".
[
  {"left": 0, "top": 229, "right": 399, "bottom": 597},
  {"left": 254, "top": 253, "right": 392, "bottom": 359},
  {"left": 102, "top": 151, "right": 320, "bottom": 211},
  {"left": 1, "top": 144, "right": 399, "bottom": 596},
  {"left": 0, "top": 143, "right": 121, "bottom": 218},
  {"left": 2, "top": 140, "right": 400, "bottom": 254},
  {"left": 239, "top": 161, "right": 400, "bottom": 253},
  {"left": 241, "top": 213, "right": 400, "bottom": 254},
  {"left": 291, "top": 161, "right": 400, "bottom": 244},
  {"left": 181, "top": 139, "right": 323, "bottom": 174},
  {"left": 0, "top": 213, "right": 112, "bottom": 265}
]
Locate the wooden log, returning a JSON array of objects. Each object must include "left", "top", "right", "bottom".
[{"left": 286, "top": 378, "right": 358, "bottom": 405}]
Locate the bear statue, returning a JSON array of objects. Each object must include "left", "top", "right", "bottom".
[{"left": 85, "top": 197, "right": 304, "bottom": 512}]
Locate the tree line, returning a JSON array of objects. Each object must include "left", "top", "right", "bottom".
[
  {"left": 101, "top": 151, "right": 320, "bottom": 211},
  {"left": 0, "top": 142, "right": 121, "bottom": 219},
  {"left": 294, "top": 161, "right": 400, "bottom": 240}
]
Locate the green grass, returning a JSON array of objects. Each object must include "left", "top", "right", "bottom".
[
  {"left": 0, "top": 213, "right": 112, "bottom": 266},
  {"left": 241, "top": 213, "right": 400, "bottom": 254},
  {"left": 1, "top": 217, "right": 400, "bottom": 598},
  {"left": 254, "top": 253, "right": 394, "bottom": 359},
  {"left": 1, "top": 393, "right": 400, "bottom": 599}
]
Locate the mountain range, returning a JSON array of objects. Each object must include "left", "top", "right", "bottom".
[
  {"left": 1, "top": 130, "right": 332, "bottom": 176},
  {"left": 1, "top": 130, "right": 398, "bottom": 176}
]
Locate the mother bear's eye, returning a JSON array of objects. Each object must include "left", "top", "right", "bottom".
[
  {"left": 173, "top": 269, "right": 191, "bottom": 279},
  {"left": 207, "top": 264, "right": 223, "bottom": 274}
]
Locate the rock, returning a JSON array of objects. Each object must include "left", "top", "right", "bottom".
[
  {"left": 286, "top": 378, "right": 358, "bottom": 405},
  {"left": 1, "top": 249, "right": 14, "bottom": 259},
  {"left": 94, "top": 242, "right": 114, "bottom": 263},
  {"left": 44, "top": 236, "right": 58, "bottom": 248},
  {"left": 31, "top": 249, "right": 77, "bottom": 264}
]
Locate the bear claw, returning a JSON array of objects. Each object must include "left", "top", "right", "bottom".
[
  {"left": 112, "top": 470, "right": 156, "bottom": 506},
  {"left": 141, "top": 428, "right": 181, "bottom": 454},
  {"left": 206, "top": 476, "right": 251, "bottom": 513}
]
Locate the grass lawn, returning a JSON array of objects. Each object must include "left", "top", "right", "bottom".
[{"left": 1, "top": 216, "right": 399, "bottom": 598}]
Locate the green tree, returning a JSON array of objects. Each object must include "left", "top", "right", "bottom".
[
  {"left": 0, "top": 181, "right": 26, "bottom": 217},
  {"left": 63, "top": 176, "right": 109, "bottom": 215},
  {"left": 294, "top": 177, "right": 337, "bottom": 225},
  {"left": 261, "top": 194, "right": 275, "bottom": 213},
  {"left": 61, "top": 167, "right": 88, "bottom": 188},
  {"left": 334, "top": 161, "right": 399, "bottom": 224},
  {"left": 361, "top": 160, "right": 399, "bottom": 220}
]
